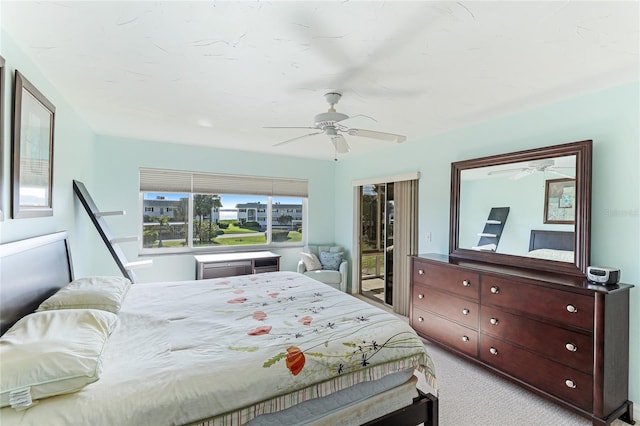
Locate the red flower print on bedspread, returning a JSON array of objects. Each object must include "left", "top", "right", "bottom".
[
  {"left": 298, "top": 316, "right": 312, "bottom": 326},
  {"left": 253, "top": 311, "right": 267, "bottom": 321},
  {"left": 285, "top": 346, "right": 305, "bottom": 376},
  {"left": 227, "top": 297, "right": 247, "bottom": 304},
  {"left": 248, "top": 325, "right": 272, "bottom": 336}
]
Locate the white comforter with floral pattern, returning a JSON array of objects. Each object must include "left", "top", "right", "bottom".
[{"left": 1, "top": 271, "right": 436, "bottom": 426}]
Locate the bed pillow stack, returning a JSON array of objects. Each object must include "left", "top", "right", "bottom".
[
  {"left": 0, "top": 309, "right": 119, "bottom": 409},
  {"left": 0, "top": 276, "right": 130, "bottom": 410},
  {"left": 36, "top": 275, "right": 132, "bottom": 314}
]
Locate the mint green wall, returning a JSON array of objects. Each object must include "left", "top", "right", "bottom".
[
  {"left": 334, "top": 81, "right": 639, "bottom": 408},
  {"left": 459, "top": 175, "right": 572, "bottom": 255},
  {"left": 0, "top": 31, "right": 97, "bottom": 277},
  {"left": 90, "top": 135, "right": 335, "bottom": 282}
]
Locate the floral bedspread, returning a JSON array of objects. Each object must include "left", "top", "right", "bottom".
[
  {"left": 195, "top": 271, "right": 437, "bottom": 423},
  {"left": 0, "top": 271, "right": 436, "bottom": 426}
]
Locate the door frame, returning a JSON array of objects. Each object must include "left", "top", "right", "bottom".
[{"left": 351, "top": 172, "right": 419, "bottom": 297}]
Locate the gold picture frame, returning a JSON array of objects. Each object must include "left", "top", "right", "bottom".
[
  {"left": 544, "top": 178, "right": 576, "bottom": 224},
  {"left": 12, "top": 70, "right": 56, "bottom": 218}
]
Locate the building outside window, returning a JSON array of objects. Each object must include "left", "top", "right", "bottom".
[{"left": 139, "top": 169, "right": 307, "bottom": 253}]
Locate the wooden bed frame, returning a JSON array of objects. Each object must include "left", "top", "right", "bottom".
[
  {"left": 528, "top": 229, "right": 575, "bottom": 252},
  {"left": 0, "top": 231, "right": 73, "bottom": 334},
  {"left": 0, "top": 231, "right": 438, "bottom": 426}
]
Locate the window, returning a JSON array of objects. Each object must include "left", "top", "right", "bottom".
[{"left": 140, "top": 169, "right": 307, "bottom": 253}]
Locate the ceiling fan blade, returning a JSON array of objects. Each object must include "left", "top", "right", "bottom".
[
  {"left": 487, "top": 168, "right": 526, "bottom": 176},
  {"left": 347, "top": 128, "right": 406, "bottom": 143},
  {"left": 289, "top": 4, "right": 436, "bottom": 95},
  {"left": 547, "top": 169, "right": 575, "bottom": 179},
  {"left": 331, "top": 135, "right": 350, "bottom": 153},
  {"left": 510, "top": 169, "right": 535, "bottom": 180},
  {"left": 273, "top": 131, "right": 323, "bottom": 147},
  {"left": 264, "top": 126, "right": 317, "bottom": 130}
]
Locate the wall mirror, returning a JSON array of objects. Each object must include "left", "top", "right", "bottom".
[{"left": 449, "top": 140, "right": 592, "bottom": 276}]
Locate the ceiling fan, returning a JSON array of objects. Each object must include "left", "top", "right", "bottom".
[
  {"left": 266, "top": 92, "right": 406, "bottom": 156},
  {"left": 488, "top": 159, "right": 575, "bottom": 180}
]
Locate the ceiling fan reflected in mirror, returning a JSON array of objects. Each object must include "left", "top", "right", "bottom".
[
  {"left": 265, "top": 92, "right": 406, "bottom": 157},
  {"left": 488, "top": 159, "right": 576, "bottom": 180}
]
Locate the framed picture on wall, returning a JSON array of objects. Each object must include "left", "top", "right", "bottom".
[
  {"left": 544, "top": 178, "right": 575, "bottom": 224},
  {"left": 12, "top": 70, "right": 56, "bottom": 219},
  {"left": 0, "top": 55, "right": 5, "bottom": 221}
]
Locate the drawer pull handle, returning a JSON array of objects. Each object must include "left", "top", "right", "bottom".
[
  {"left": 462, "top": 308, "right": 470, "bottom": 316},
  {"left": 489, "top": 347, "right": 498, "bottom": 356},
  {"left": 418, "top": 317, "right": 424, "bottom": 322},
  {"left": 462, "top": 280, "right": 471, "bottom": 287},
  {"left": 418, "top": 294, "right": 424, "bottom": 299},
  {"left": 566, "top": 304, "right": 578, "bottom": 313},
  {"left": 489, "top": 318, "right": 499, "bottom": 326},
  {"left": 565, "top": 343, "right": 577, "bottom": 352},
  {"left": 490, "top": 286, "right": 500, "bottom": 294},
  {"left": 418, "top": 269, "right": 425, "bottom": 275},
  {"left": 462, "top": 335, "right": 469, "bottom": 342},
  {"left": 565, "top": 379, "right": 576, "bottom": 389}
]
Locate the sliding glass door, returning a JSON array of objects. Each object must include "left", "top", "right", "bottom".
[{"left": 360, "top": 183, "right": 394, "bottom": 306}]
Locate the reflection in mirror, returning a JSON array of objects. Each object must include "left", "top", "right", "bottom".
[
  {"left": 449, "top": 140, "right": 592, "bottom": 276},
  {"left": 458, "top": 155, "right": 576, "bottom": 262}
]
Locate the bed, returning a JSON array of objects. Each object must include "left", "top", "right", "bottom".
[
  {"left": 0, "top": 232, "right": 438, "bottom": 426},
  {"left": 526, "top": 229, "right": 575, "bottom": 262}
]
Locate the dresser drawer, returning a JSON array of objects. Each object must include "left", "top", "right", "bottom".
[
  {"left": 480, "top": 335, "right": 593, "bottom": 411},
  {"left": 413, "top": 261, "right": 480, "bottom": 301},
  {"left": 413, "top": 307, "right": 478, "bottom": 357},
  {"left": 480, "top": 276, "right": 594, "bottom": 329},
  {"left": 480, "top": 306, "right": 593, "bottom": 374},
  {"left": 414, "top": 285, "right": 479, "bottom": 329}
]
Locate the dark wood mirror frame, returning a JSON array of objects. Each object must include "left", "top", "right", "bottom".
[{"left": 449, "top": 139, "right": 592, "bottom": 276}]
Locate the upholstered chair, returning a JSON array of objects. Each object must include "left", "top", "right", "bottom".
[{"left": 297, "top": 244, "right": 348, "bottom": 292}]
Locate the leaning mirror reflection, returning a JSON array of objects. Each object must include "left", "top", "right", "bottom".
[{"left": 458, "top": 155, "right": 576, "bottom": 262}]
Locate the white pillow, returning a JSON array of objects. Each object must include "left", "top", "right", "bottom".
[
  {"left": 37, "top": 276, "right": 131, "bottom": 314},
  {"left": 527, "top": 248, "right": 574, "bottom": 262},
  {"left": 0, "top": 309, "right": 119, "bottom": 409},
  {"left": 300, "top": 252, "right": 322, "bottom": 271}
]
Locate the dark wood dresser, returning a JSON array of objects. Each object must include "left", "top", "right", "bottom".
[{"left": 410, "top": 253, "right": 634, "bottom": 426}]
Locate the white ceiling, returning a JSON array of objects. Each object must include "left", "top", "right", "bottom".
[{"left": 2, "top": 1, "right": 638, "bottom": 161}]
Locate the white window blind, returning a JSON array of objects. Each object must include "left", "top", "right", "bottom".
[
  {"left": 352, "top": 172, "right": 420, "bottom": 187},
  {"left": 140, "top": 168, "right": 308, "bottom": 197}
]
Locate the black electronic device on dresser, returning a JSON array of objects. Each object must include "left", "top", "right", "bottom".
[{"left": 410, "top": 140, "right": 635, "bottom": 426}]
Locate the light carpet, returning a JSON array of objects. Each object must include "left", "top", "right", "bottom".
[{"left": 423, "top": 340, "right": 630, "bottom": 426}]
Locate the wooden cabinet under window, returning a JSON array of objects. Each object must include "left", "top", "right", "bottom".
[
  {"left": 410, "top": 253, "right": 634, "bottom": 426},
  {"left": 195, "top": 252, "right": 280, "bottom": 280}
]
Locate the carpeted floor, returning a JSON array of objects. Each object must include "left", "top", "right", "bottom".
[
  {"left": 353, "top": 295, "right": 633, "bottom": 426},
  {"left": 423, "top": 340, "right": 630, "bottom": 426}
]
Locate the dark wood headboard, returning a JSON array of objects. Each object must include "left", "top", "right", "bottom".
[
  {"left": 0, "top": 231, "right": 73, "bottom": 334},
  {"left": 528, "top": 230, "right": 575, "bottom": 252}
]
